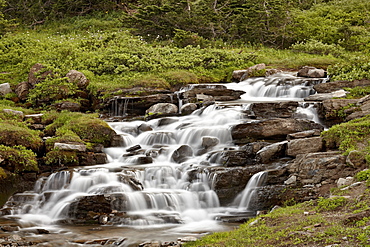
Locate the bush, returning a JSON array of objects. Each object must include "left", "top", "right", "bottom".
[
  {"left": 0, "top": 120, "right": 43, "bottom": 152},
  {"left": 44, "top": 150, "right": 78, "bottom": 166},
  {"left": 0, "top": 145, "right": 38, "bottom": 173},
  {"left": 291, "top": 39, "right": 345, "bottom": 57},
  {"left": 316, "top": 196, "right": 347, "bottom": 212}
]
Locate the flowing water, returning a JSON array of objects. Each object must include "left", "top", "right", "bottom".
[{"left": 0, "top": 73, "right": 326, "bottom": 246}]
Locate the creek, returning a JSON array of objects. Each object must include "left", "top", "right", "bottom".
[{"left": 0, "top": 73, "right": 327, "bottom": 246}]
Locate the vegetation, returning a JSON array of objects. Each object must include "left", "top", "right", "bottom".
[
  {"left": 0, "top": 145, "right": 38, "bottom": 173},
  {"left": 185, "top": 188, "right": 370, "bottom": 247}
]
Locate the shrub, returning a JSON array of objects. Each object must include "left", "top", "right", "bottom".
[
  {"left": 291, "top": 39, "right": 345, "bottom": 57},
  {"left": 0, "top": 145, "right": 38, "bottom": 173},
  {"left": 0, "top": 120, "right": 43, "bottom": 152},
  {"left": 44, "top": 150, "right": 78, "bottom": 166},
  {"left": 316, "top": 196, "right": 347, "bottom": 212}
]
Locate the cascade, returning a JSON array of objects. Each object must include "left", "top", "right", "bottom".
[{"left": 0, "top": 73, "right": 327, "bottom": 244}]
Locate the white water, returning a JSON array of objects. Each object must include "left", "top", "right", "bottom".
[{"left": 1, "top": 74, "right": 326, "bottom": 243}]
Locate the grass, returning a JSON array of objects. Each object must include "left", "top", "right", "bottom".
[{"left": 186, "top": 187, "right": 370, "bottom": 247}]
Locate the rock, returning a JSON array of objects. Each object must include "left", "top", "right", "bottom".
[
  {"left": 284, "top": 175, "right": 297, "bottom": 185},
  {"left": 180, "top": 103, "right": 197, "bottom": 115},
  {"left": 346, "top": 150, "right": 367, "bottom": 167},
  {"left": 54, "top": 101, "right": 81, "bottom": 112},
  {"left": 287, "top": 129, "right": 322, "bottom": 140},
  {"left": 256, "top": 141, "right": 288, "bottom": 163},
  {"left": 146, "top": 103, "right": 178, "bottom": 115},
  {"left": 2, "top": 109, "right": 24, "bottom": 119},
  {"left": 66, "top": 70, "right": 89, "bottom": 89},
  {"left": 337, "top": 177, "right": 354, "bottom": 188},
  {"left": 304, "top": 90, "right": 348, "bottom": 101},
  {"left": 232, "top": 63, "right": 266, "bottom": 82},
  {"left": 286, "top": 137, "right": 324, "bottom": 157},
  {"left": 314, "top": 79, "right": 370, "bottom": 93},
  {"left": 266, "top": 69, "right": 283, "bottom": 76},
  {"left": 138, "top": 123, "right": 153, "bottom": 133},
  {"left": 1, "top": 225, "right": 20, "bottom": 232},
  {"left": 231, "top": 118, "right": 324, "bottom": 143},
  {"left": 15, "top": 81, "right": 31, "bottom": 101},
  {"left": 157, "top": 117, "right": 178, "bottom": 126},
  {"left": 0, "top": 83, "right": 12, "bottom": 96},
  {"left": 346, "top": 94, "right": 370, "bottom": 121},
  {"left": 232, "top": 69, "right": 248, "bottom": 81},
  {"left": 24, "top": 114, "right": 44, "bottom": 124},
  {"left": 208, "top": 149, "right": 256, "bottom": 167},
  {"left": 28, "top": 63, "right": 52, "bottom": 87},
  {"left": 288, "top": 151, "right": 352, "bottom": 185},
  {"left": 126, "top": 145, "right": 142, "bottom": 152},
  {"left": 201, "top": 136, "right": 220, "bottom": 149},
  {"left": 54, "top": 143, "right": 86, "bottom": 152},
  {"left": 297, "top": 66, "right": 326, "bottom": 78},
  {"left": 171, "top": 145, "right": 193, "bottom": 163},
  {"left": 68, "top": 195, "right": 112, "bottom": 223},
  {"left": 181, "top": 84, "right": 245, "bottom": 102},
  {"left": 317, "top": 99, "right": 359, "bottom": 126},
  {"left": 249, "top": 102, "right": 299, "bottom": 119}
]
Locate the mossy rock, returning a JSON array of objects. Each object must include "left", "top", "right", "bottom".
[
  {"left": 45, "top": 129, "right": 84, "bottom": 152},
  {"left": 0, "top": 145, "right": 39, "bottom": 173},
  {"left": 0, "top": 120, "right": 43, "bottom": 153},
  {"left": 45, "top": 150, "right": 79, "bottom": 167}
]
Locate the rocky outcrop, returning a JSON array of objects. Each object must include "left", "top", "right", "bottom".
[
  {"left": 286, "top": 137, "right": 324, "bottom": 157},
  {"left": 256, "top": 141, "right": 288, "bottom": 163},
  {"left": 248, "top": 102, "right": 299, "bottom": 119},
  {"left": 231, "top": 118, "right": 324, "bottom": 144},
  {"left": 232, "top": 63, "right": 266, "bottom": 82},
  {"left": 66, "top": 70, "right": 89, "bottom": 89},
  {"left": 181, "top": 84, "right": 245, "bottom": 102},
  {"left": 314, "top": 79, "right": 370, "bottom": 93},
  {"left": 317, "top": 98, "right": 359, "bottom": 126},
  {"left": 287, "top": 151, "right": 361, "bottom": 186},
  {"left": 297, "top": 66, "right": 326, "bottom": 78},
  {"left": 346, "top": 95, "right": 370, "bottom": 121},
  {"left": 304, "top": 89, "right": 347, "bottom": 101}
]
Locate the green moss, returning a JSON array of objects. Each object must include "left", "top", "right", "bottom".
[
  {"left": 0, "top": 167, "right": 7, "bottom": 179},
  {"left": 45, "top": 150, "right": 78, "bottom": 166},
  {"left": 322, "top": 115, "right": 370, "bottom": 158},
  {"left": 316, "top": 196, "right": 347, "bottom": 212},
  {"left": 0, "top": 145, "right": 38, "bottom": 173},
  {"left": 0, "top": 120, "right": 43, "bottom": 152}
]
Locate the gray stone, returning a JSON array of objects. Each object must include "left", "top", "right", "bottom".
[
  {"left": 284, "top": 175, "right": 297, "bottom": 185},
  {"left": 3, "top": 109, "right": 24, "bottom": 118},
  {"left": 54, "top": 142, "right": 87, "bottom": 152},
  {"left": 0, "top": 83, "right": 12, "bottom": 96},
  {"left": 287, "top": 137, "right": 324, "bottom": 157},
  {"left": 287, "top": 129, "right": 322, "bottom": 140},
  {"left": 171, "top": 145, "right": 193, "bottom": 163},
  {"left": 256, "top": 141, "right": 288, "bottom": 163},
  {"left": 180, "top": 103, "right": 197, "bottom": 115},
  {"left": 297, "top": 66, "right": 326, "bottom": 78},
  {"left": 337, "top": 177, "right": 354, "bottom": 188},
  {"left": 201, "top": 136, "right": 220, "bottom": 149},
  {"left": 24, "top": 114, "right": 44, "bottom": 124},
  {"left": 15, "top": 81, "right": 31, "bottom": 101},
  {"left": 146, "top": 103, "right": 178, "bottom": 115},
  {"left": 66, "top": 70, "right": 89, "bottom": 89}
]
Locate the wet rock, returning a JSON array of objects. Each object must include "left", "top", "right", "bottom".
[
  {"left": 256, "top": 141, "right": 288, "bottom": 163},
  {"left": 126, "top": 144, "right": 142, "bottom": 152},
  {"left": 66, "top": 70, "right": 89, "bottom": 89},
  {"left": 207, "top": 149, "right": 256, "bottom": 167},
  {"left": 181, "top": 84, "right": 245, "bottom": 102},
  {"left": 231, "top": 118, "right": 324, "bottom": 143},
  {"left": 68, "top": 195, "right": 112, "bottom": 223},
  {"left": 138, "top": 123, "right": 153, "bottom": 133},
  {"left": 201, "top": 136, "right": 219, "bottom": 149},
  {"left": 233, "top": 63, "right": 266, "bottom": 81},
  {"left": 0, "top": 83, "right": 12, "bottom": 96},
  {"left": 180, "top": 103, "right": 197, "bottom": 115},
  {"left": 157, "top": 117, "right": 178, "bottom": 127},
  {"left": 171, "top": 145, "right": 193, "bottom": 163},
  {"left": 15, "top": 81, "right": 31, "bottom": 101},
  {"left": 54, "top": 142, "right": 87, "bottom": 152},
  {"left": 146, "top": 103, "right": 178, "bottom": 115},
  {"left": 1, "top": 225, "right": 20, "bottom": 232},
  {"left": 297, "top": 66, "right": 326, "bottom": 78},
  {"left": 304, "top": 89, "right": 348, "bottom": 101},
  {"left": 249, "top": 102, "right": 299, "bottom": 119},
  {"left": 314, "top": 79, "right": 370, "bottom": 93},
  {"left": 286, "top": 137, "right": 324, "bottom": 157},
  {"left": 284, "top": 175, "right": 297, "bottom": 185}
]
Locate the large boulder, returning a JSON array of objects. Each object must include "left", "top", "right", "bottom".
[
  {"left": 297, "top": 66, "right": 326, "bottom": 78},
  {"left": 15, "top": 82, "right": 31, "bottom": 101},
  {"left": 171, "top": 145, "right": 193, "bottom": 163},
  {"left": 0, "top": 83, "right": 12, "bottom": 96},
  {"left": 146, "top": 102, "right": 178, "bottom": 115},
  {"left": 286, "top": 137, "right": 324, "bottom": 157},
  {"left": 314, "top": 79, "right": 370, "bottom": 93},
  {"left": 231, "top": 118, "right": 324, "bottom": 143},
  {"left": 180, "top": 103, "right": 197, "bottom": 115},
  {"left": 288, "top": 151, "right": 357, "bottom": 185},
  {"left": 66, "top": 70, "right": 89, "bottom": 89},
  {"left": 317, "top": 98, "right": 359, "bottom": 126},
  {"left": 249, "top": 102, "right": 299, "bottom": 119},
  {"left": 181, "top": 84, "right": 245, "bottom": 102},
  {"left": 256, "top": 141, "right": 288, "bottom": 163}
]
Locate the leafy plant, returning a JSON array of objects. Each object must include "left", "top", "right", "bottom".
[
  {"left": 0, "top": 145, "right": 38, "bottom": 173},
  {"left": 316, "top": 196, "right": 347, "bottom": 212}
]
